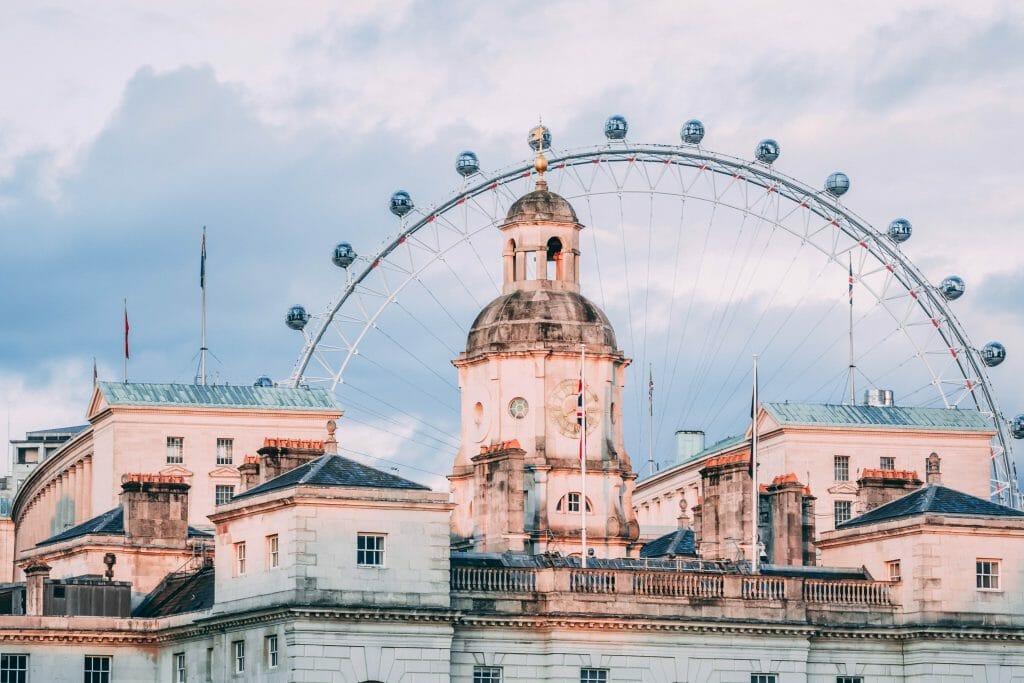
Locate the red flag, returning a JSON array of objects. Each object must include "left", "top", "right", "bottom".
[{"left": 124, "top": 302, "right": 130, "bottom": 360}]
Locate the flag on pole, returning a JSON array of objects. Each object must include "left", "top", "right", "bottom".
[
  {"left": 648, "top": 366, "right": 654, "bottom": 412},
  {"left": 93, "top": 358, "right": 98, "bottom": 386},
  {"left": 124, "top": 301, "right": 130, "bottom": 360},
  {"left": 848, "top": 257, "right": 854, "bottom": 306},
  {"left": 749, "top": 359, "right": 758, "bottom": 477},
  {"left": 200, "top": 227, "right": 207, "bottom": 290},
  {"left": 576, "top": 376, "right": 585, "bottom": 460}
]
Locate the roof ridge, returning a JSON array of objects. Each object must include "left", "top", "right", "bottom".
[{"left": 298, "top": 453, "right": 336, "bottom": 484}]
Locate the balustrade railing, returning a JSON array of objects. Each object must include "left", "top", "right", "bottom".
[
  {"left": 450, "top": 566, "right": 536, "bottom": 592},
  {"left": 633, "top": 571, "right": 724, "bottom": 598},
  {"left": 802, "top": 579, "right": 892, "bottom": 605},
  {"left": 570, "top": 570, "right": 616, "bottom": 594},
  {"left": 741, "top": 576, "right": 786, "bottom": 600}
]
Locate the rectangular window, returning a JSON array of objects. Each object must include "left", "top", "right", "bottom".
[
  {"left": 216, "top": 438, "right": 234, "bottom": 465},
  {"left": 16, "top": 447, "right": 38, "bottom": 464},
  {"left": 886, "top": 559, "right": 901, "bottom": 582},
  {"left": 174, "top": 652, "right": 186, "bottom": 682},
  {"left": 235, "top": 542, "right": 246, "bottom": 576},
  {"left": 166, "top": 436, "right": 184, "bottom": 464},
  {"left": 833, "top": 455, "right": 849, "bottom": 481},
  {"left": 880, "top": 456, "right": 895, "bottom": 471},
  {"left": 267, "top": 534, "right": 279, "bottom": 569},
  {"left": 233, "top": 641, "right": 245, "bottom": 674},
  {"left": 357, "top": 533, "right": 385, "bottom": 566},
  {"left": 215, "top": 485, "right": 235, "bottom": 506},
  {"left": 834, "top": 500, "right": 852, "bottom": 525},
  {"left": 977, "top": 558, "right": 1000, "bottom": 590},
  {"left": 84, "top": 655, "right": 112, "bottom": 683},
  {"left": 567, "top": 492, "right": 581, "bottom": 513},
  {"left": 266, "top": 635, "right": 278, "bottom": 669},
  {"left": 0, "top": 654, "right": 28, "bottom": 683},
  {"left": 580, "top": 669, "right": 609, "bottom": 683},
  {"left": 751, "top": 676, "right": 778, "bottom": 683},
  {"left": 837, "top": 677, "right": 864, "bottom": 683},
  {"left": 473, "top": 666, "right": 502, "bottom": 683}
]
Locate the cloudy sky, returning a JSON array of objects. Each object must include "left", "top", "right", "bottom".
[{"left": 2, "top": 1, "right": 1023, "bottom": 482}]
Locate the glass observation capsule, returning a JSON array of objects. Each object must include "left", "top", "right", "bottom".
[
  {"left": 253, "top": 375, "right": 273, "bottom": 388},
  {"left": 939, "top": 275, "right": 965, "bottom": 300},
  {"left": 455, "top": 151, "right": 479, "bottom": 177},
  {"left": 389, "top": 191, "right": 413, "bottom": 217},
  {"left": 1011, "top": 414, "right": 1024, "bottom": 439},
  {"left": 527, "top": 124, "right": 552, "bottom": 152},
  {"left": 604, "top": 115, "right": 628, "bottom": 140},
  {"left": 680, "top": 119, "right": 705, "bottom": 145},
  {"left": 755, "top": 139, "right": 780, "bottom": 164},
  {"left": 285, "top": 305, "right": 310, "bottom": 331},
  {"left": 825, "top": 172, "right": 850, "bottom": 197},
  {"left": 888, "top": 218, "right": 913, "bottom": 243},
  {"left": 981, "top": 341, "right": 1006, "bottom": 367},
  {"left": 332, "top": 242, "right": 356, "bottom": 268}
]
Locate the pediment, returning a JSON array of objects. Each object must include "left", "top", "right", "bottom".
[
  {"left": 208, "top": 466, "right": 241, "bottom": 479},
  {"left": 86, "top": 386, "right": 108, "bottom": 421},
  {"left": 827, "top": 481, "right": 859, "bottom": 495},
  {"left": 159, "top": 465, "right": 194, "bottom": 478}
]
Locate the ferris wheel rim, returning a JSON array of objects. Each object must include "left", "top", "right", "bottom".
[{"left": 286, "top": 141, "right": 1016, "bottom": 504}]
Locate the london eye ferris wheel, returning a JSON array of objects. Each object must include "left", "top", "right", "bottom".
[{"left": 280, "top": 117, "right": 1024, "bottom": 506}]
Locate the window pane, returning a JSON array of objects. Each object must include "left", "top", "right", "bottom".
[
  {"left": 473, "top": 666, "right": 502, "bottom": 683},
  {"left": 834, "top": 500, "right": 852, "bottom": 525},
  {"left": 166, "top": 437, "right": 184, "bottom": 464},
  {"left": 581, "top": 668, "right": 609, "bottom": 682},
  {"left": 216, "top": 438, "right": 234, "bottom": 465},
  {"left": 0, "top": 654, "right": 28, "bottom": 683},
  {"left": 833, "top": 455, "right": 849, "bottom": 481}
]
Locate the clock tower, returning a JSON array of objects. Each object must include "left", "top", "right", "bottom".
[{"left": 449, "top": 136, "right": 640, "bottom": 558}]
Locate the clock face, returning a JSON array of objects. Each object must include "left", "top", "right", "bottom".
[
  {"left": 508, "top": 397, "right": 529, "bottom": 419},
  {"left": 547, "top": 379, "right": 600, "bottom": 438}
]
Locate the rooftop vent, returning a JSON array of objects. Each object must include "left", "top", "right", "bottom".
[{"left": 863, "top": 388, "right": 894, "bottom": 408}]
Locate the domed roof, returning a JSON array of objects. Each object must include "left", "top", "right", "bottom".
[
  {"left": 465, "top": 289, "right": 616, "bottom": 357},
  {"left": 504, "top": 186, "right": 579, "bottom": 225}
]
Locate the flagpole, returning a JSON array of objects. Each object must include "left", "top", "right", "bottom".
[
  {"left": 648, "top": 364, "right": 654, "bottom": 476},
  {"left": 580, "top": 343, "right": 588, "bottom": 569},
  {"left": 200, "top": 227, "right": 208, "bottom": 386},
  {"left": 848, "top": 254, "right": 855, "bottom": 405},
  {"left": 751, "top": 354, "right": 759, "bottom": 574}
]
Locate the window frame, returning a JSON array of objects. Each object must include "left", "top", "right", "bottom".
[
  {"left": 886, "top": 559, "right": 901, "bottom": 582},
  {"left": 879, "top": 456, "right": 895, "bottom": 471},
  {"left": 580, "top": 668, "right": 609, "bottom": 683},
  {"left": 833, "top": 454, "right": 850, "bottom": 481},
  {"left": 84, "top": 655, "right": 112, "bottom": 683},
  {"left": 751, "top": 675, "right": 778, "bottom": 683},
  {"left": 834, "top": 500, "right": 852, "bottom": 525},
  {"left": 567, "top": 491, "right": 581, "bottom": 513},
  {"left": 266, "top": 634, "right": 278, "bottom": 669},
  {"left": 357, "top": 533, "right": 386, "bottom": 567},
  {"left": 977, "top": 558, "right": 1001, "bottom": 591},
  {"left": 235, "top": 541, "right": 246, "bottom": 576},
  {"left": 216, "top": 438, "right": 234, "bottom": 465},
  {"left": 174, "top": 652, "right": 186, "bottom": 682},
  {"left": 0, "top": 653, "right": 28, "bottom": 683},
  {"left": 836, "top": 677, "right": 864, "bottom": 683},
  {"left": 166, "top": 436, "right": 184, "bottom": 464},
  {"left": 233, "top": 640, "right": 245, "bottom": 674},
  {"left": 473, "top": 665, "right": 502, "bottom": 683},
  {"left": 215, "top": 484, "right": 235, "bottom": 506},
  {"left": 267, "top": 534, "right": 279, "bottom": 569}
]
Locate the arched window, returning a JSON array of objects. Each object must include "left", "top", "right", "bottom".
[
  {"left": 546, "top": 237, "right": 563, "bottom": 280},
  {"left": 556, "top": 492, "right": 592, "bottom": 513}
]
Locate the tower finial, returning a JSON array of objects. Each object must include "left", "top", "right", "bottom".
[{"left": 528, "top": 121, "right": 550, "bottom": 191}]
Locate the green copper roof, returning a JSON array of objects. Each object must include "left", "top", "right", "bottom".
[
  {"left": 683, "top": 434, "right": 747, "bottom": 464},
  {"left": 97, "top": 382, "right": 341, "bottom": 412},
  {"left": 762, "top": 402, "right": 994, "bottom": 432}
]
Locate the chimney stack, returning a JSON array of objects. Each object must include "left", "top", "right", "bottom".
[
  {"left": 120, "top": 474, "right": 190, "bottom": 546},
  {"left": 23, "top": 562, "right": 50, "bottom": 616},
  {"left": 926, "top": 452, "right": 942, "bottom": 485}
]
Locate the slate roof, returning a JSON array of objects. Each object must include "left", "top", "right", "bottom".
[
  {"left": 96, "top": 382, "right": 341, "bottom": 412},
  {"left": 763, "top": 402, "right": 994, "bottom": 432},
  {"left": 21, "top": 425, "right": 88, "bottom": 439},
  {"left": 133, "top": 566, "right": 214, "bottom": 617},
  {"left": 36, "top": 506, "right": 214, "bottom": 547},
  {"left": 838, "top": 484, "right": 1024, "bottom": 529},
  {"left": 640, "top": 528, "right": 697, "bottom": 558},
  {"left": 231, "top": 453, "right": 430, "bottom": 501}
]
